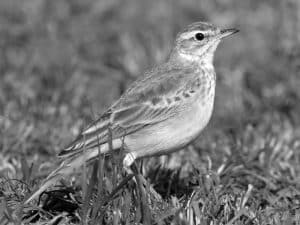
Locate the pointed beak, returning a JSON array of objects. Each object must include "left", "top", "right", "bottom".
[{"left": 219, "top": 28, "right": 239, "bottom": 39}]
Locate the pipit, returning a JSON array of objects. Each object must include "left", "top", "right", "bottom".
[{"left": 26, "top": 21, "right": 238, "bottom": 203}]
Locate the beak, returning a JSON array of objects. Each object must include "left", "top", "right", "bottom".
[{"left": 219, "top": 28, "right": 239, "bottom": 39}]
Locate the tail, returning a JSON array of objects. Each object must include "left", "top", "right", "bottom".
[
  {"left": 25, "top": 110, "right": 125, "bottom": 204},
  {"left": 25, "top": 147, "right": 101, "bottom": 204}
]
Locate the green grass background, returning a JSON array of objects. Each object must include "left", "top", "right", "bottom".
[{"left": 0, "top": 0, "right": 300, "bottom": 224}]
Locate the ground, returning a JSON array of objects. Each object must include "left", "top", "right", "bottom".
[{"left": 0, "top": 0, "right": 300, "bottom": 224}]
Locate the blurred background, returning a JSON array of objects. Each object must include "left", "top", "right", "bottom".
[{"left": 0, "top": 0, "right": 299, "bottom": 181}]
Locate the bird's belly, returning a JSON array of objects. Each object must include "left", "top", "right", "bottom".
[{"left": 125, "top": 96, "right": 215, "bottom": 159}]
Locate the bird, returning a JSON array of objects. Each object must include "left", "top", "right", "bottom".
[{"left": 25, "top": 21, "right": 238, "bottom": 203}]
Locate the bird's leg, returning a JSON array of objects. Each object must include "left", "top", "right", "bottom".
[
  {"left": 98, "top": 152, "right": 137, "bottom": 207},
  {"left": 130, "top": 160, "right": 152, "bottom": 223},
  {"left": 122, "top": 153, "right": 146, "bottom": 215},
  {"left": 122, "top": 153, "right": 151, "bottom": 221},
  {"left": 123, "top": 152, "right": 162, "bottom": 200},
  {"left": 123, "top": 152, "right": 137, "bottom": 173}
]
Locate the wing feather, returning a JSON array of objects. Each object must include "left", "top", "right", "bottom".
[{"left": 59, "top": 64, "right": 201, "bottom": 157}]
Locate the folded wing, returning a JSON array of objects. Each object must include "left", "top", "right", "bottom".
[{"left": 59, "top": 65, "right": 201, "bottom": 158}]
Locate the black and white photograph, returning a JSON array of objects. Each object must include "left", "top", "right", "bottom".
[{"left": 0, "top": 0, "right": 300, "bottom": 224}]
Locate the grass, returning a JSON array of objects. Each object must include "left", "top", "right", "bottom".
[{"left": 0, "top": 0, "right": 300, "bottom": 224}]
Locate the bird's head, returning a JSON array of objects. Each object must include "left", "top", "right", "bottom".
[{"left": 171, "top": 22, "right": 238, "bottom": 65}]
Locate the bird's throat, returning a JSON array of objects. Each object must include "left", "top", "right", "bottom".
[{"left": 169, "top": 47, "right": 215, "bottom": 68}]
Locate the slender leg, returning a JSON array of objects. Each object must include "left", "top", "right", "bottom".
[
  {"left": 130, "top": 161, "right": 151, "bottom": 224},
  {"left": 124, "top": 152, "right": 161, "bottom": 200},
  {"left": 123, "top": 152, "right": 137, "bottom": 169}
]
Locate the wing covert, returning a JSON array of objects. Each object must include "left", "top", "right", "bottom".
[{"left": 59, "top": 64, "right": 203, "bottom": 157}]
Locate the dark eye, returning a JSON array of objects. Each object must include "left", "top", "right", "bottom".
[{"left": 195, "top": 33, "right": 205, "bottom": 41}]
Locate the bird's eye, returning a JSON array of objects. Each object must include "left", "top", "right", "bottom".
[{"left": 195, "top": 33, "right": 205, "bottom": 41}]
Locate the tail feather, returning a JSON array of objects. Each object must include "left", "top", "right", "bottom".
[{"left": 25, "top": 147, "right": 101, "bottom": 204}]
